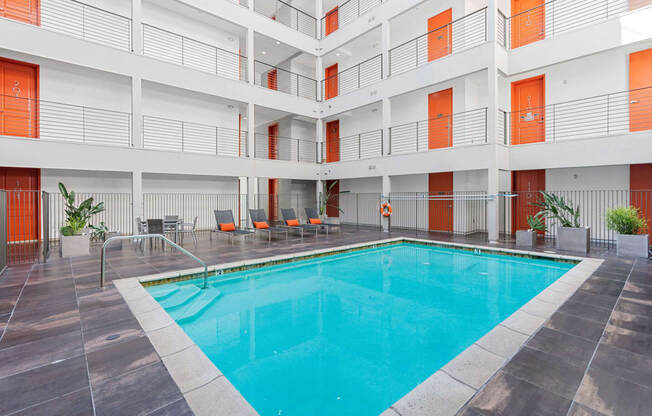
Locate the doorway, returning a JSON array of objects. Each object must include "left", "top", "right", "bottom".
[
  {"left": 428, "top": 88, "right": 453, "bottom": 149},
  {"left": 511, "top": 75, "right": 545, "bottom": 145},
  {"left": 512, "top": 169, "right": 545, "bottom": 234},
  {"left": 0, "top": 167, "right": 41, "bottom": 243},
  {"left": 511, "top": 0, "right": 545, "bottom": 48},
  {"left": 1, "top": 58, "right": 39, "bottom": 138},
  {"left": 428, "top": 172, "right": 454, "bottom": 232},
  {"left": 427, "top": 9, "right": 452, "bottom": 62},
  {"left": 325, "top": 64, "right": 338, "bottom": 100},
  {"left": 629, "top": 48, "right": 652, "bottom": 132},
  {"left": 326, "top": 120, "right": 340, "bottom": 162}
]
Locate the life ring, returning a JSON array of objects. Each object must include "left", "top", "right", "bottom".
[{"left": 380, "top": 202, "right": 392, "bottom": 217}]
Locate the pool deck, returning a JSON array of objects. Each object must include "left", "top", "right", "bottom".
[{"left": 0, "top": 228, "right": 650, "bottom": 416}]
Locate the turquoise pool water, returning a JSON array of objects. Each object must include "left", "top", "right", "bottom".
[{"left": 148, "top": 243, "right": 574, "bottom": 416}]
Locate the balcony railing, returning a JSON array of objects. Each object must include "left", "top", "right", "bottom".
[
  {"left": 322, "top": 54, "right": 383, "bottom": 100},
  {"left": 0, "top": 94, "right": 132, "bottom": 147},
  {"left": 502, "top": 87, "right": 652, "bottom": 145},
  {"left": 389, "top": 8, "right": 487, "bottom": 76},
  {"left": 255, "top": 61, "right": 318, "bottom": 100},
  {"left": 389, "top": 108, "right": 488, "bottom": 154},
  {"left": 143, "top": 115, "right": 247, "bottom": 157},
  {"left": 254, "top": 134, "right": 318, "bottom": 162},
  {"left": 320, "top": 0, "right": 384, "bottom": 38},
  {"left": 40, "top": 0, "right": 131, "bottom": 50},
  {"left": 322, "top": 129, "right": 383, "bottom": 162},
  {"left": 254, "top": 0, "right": 317, "bottom": 38},
  {"left": 142, "top": 24, "right": 247, "bottom": 82},
  {"left": 499, "top": 0, "right": 648, "bottom": 50}
]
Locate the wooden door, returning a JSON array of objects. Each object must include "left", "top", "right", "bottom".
[
  {"left": 511, "top": 75, "right": 545, "bottom": 145},
  {"left": 629, "top": 48, "right": 652, "bottom": 132},
  {"left": 268, "top": 124, "right": 278, "bottom": 160},
  {"left": 268, "top": 178, "right": 278, "bottom": 221},
  {"left": 511, "top": 0, "right": 545, "bottom": 48},
  {"left": 1, "top": 58, "right": 38, "bottom": 138},
  {"left": 630, "top": 164, "right": 652, "bottom": 236},
  {"left": 428, "top": 88, "right": 453, "bottom": 149},
  {"left": 325, "top": 6, "right": 338, "bottom": 36},
  {"left": 267, "top": 69, "right": 277, "bottom": 90},
  {"left": 428, "top": 9, "right": 452, "bottom": 62},
  {"left": 1, "top": 0, "right": 40, "bottom": 25},
  {"left": 1, "top": 167, "right": 40, "bottom": 242},
  {"left": 428, "top": 172, "right": 454, "bottom": 232},
  {"left": 512, "top": 169, "right": 545, "bottom": 234},
  {"left": 326, "top": 179, "right": 339, "bottom": 218},
  {"left": 326, "top": 120, "right": 340, "bottom": 163},
  {"left": 324, "top": 64, "right": 338, "bottom": 100}
]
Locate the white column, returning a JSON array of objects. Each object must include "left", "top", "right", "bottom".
[
  {"left": 487, "top": 0, "right": 497, "bottom": 43},
  {"left": 316, "top": 0, "right": 324, "bottom": 38},
  {"left": 316, "top": 179, "right": 323, "bottom": 214},
  {"left": 486, "top": 1, "right": 500, "bottom": 242},
  {"left": 131, "top": 76, "right": 142, "bottom": 148},
  {"left": 131, "top": 0, "right": 142, "bottom": 54},
  {"left": 247, "top": 101, "right": 255, "bottom": 158},
  {"left": 132, "top": 170, "right": 143, "bottom": 232},
  {"left": 381, "top": 20, "right": 391, "bottom": 78},
  {"left": 247, "top": 177, "right": 257, "bottom": 226},
  {"left": 316, "top": 55, "right": 323, "bottom": 101},
  {"left": 382, "top": 175, "right": 391, "bottom": 232},
  {"left": 247, "top": 28, "right": 255, "bottom": 86},
  {"left": 315, "top": 118, "right": 324, "bottom": 163},
  {"left": 382, "top": 97, "right": 391, "bottom": 156}
]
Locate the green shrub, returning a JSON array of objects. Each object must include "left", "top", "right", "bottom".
[
  {"left": 531, "top": 191, "right": 580, "bottom": 228},
  {"left": 526, "top": 215, "right": 546, "bottom": 232},
  {"left": 58, "top": 182, "right": 105, "bottom": 236},
  {"left": 606, "top": 206, "right": 648, "bottom": 235}
]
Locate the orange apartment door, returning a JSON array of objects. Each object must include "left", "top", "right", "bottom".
[
  {"left": 511, "top": 75, "right": 545, "bottom": 145},
  {"left": 427, "top": 9, "right": 452, "bottom": 62},
  {"left": 325, "top": 64, "right": 338, "bottom": 100},
  {"left": 630, "top": 164, "right": 652, "bottom": 236},
  {"left": 428, "top": 88, "right": 453, "bottom": 149},
  {"left": 1, "top": 167, "right": 40, "bottom": 242},
  {"left": 511, "top": 0, "right": 545, "bottom": 48},
  {"left": 428, "top": 172, "right": 454, "bottom": 232},
  {"left": 630, "top": 0, "right": 652, "bottom": 10},
  {"left": 268, "top": 178, "right": 278, "bottom": 221},
  {"left": 325, "top": 6, "right": 338, "bottom": 36},
  {"left": 326, "top": 180, "right": 339, "bottom": 218},
  {"left": 326, "top": 120, "right": 340, "bottom": 163},
  {"left": 268, "top": 124, "right": 278, "bottom": 160},
  {"left": 1, "top": 0, "right": 40, "bottom": 25},
  {"left": 1, "top": 58, "right": 38, "bottom": 138},
  {"left": 267, "top": 69, "right": 278, "bottom": 90},
  {"left": 629, "top": 48, "right": 652, "bottom": 132},
  {"left": 512, "top": 169, "right": 545, "bottom": 234}
]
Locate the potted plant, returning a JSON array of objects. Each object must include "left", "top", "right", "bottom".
[
  {"left": 319, "top": 181, "right": 346, "bottom": 223},
  {"left": 59, "top": 183, "right": 105, "bottom": 257},
  {"left": 516, "top": 215, "right": 546, "bottom": 248},
  {"left": 532, "top": 191, "right": 590, "bottom": 254},
  {"left": 606, "top": 206, "right": 649, "bottom": 258}
]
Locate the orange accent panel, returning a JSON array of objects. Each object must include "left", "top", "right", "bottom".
[
  {"left": 428, "top": 172, "right": 453, "bottom": 232},
  {"left": 630, "top": 164, "right": 652, "bottom": 236},
  {"left": 512, "top": 169, "right": 545, "bottom": 234},
  {"left": 325, "top": 64, "right": 338, "bottom": 100},
  {"left": 326, "top": 180, "right": 339, "bottom": 218},
  {"left": 326, "top": 120, "right": 340, "bottom": 163},
  {"left": 630, "top": 0, "right": 652, "bottom": 10},
  {"left": 268, "top": 123, "right": 278, "bottom": 160},
  {"left": 511, "top": 75, "right": 545, "bottom": 145},
  {"left": 2, "top": 0, "right": 40, "bottom": 25},
  {"left": 267, "top": 69, "right": 277, "bottom": 90},
  {"left": 629, "top": 48, "right": 652, "bottom": 132},
  {"left": 427, "top": 9, "right": 452, "bottom": 62},
  {"left": 325, "top": 6, "right": 339, "bottom": 36},
  {"left": 1, "top": 58, "right": 39, "bottom": 138},
  {"left": 511, "top": 0, "right": 545, "bottom": 49},
  {"left": 1, "top": 167, "right": 40, "bottom": 242},
  {"left": 268, "top": 178, "right": 278, "bottom": 221},
  {"left": 428, "top": 88, "right": 453, "bottom": 149}
]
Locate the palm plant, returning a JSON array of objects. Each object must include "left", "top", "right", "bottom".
[
  {"left": 526, "top": 214, "right": 546, "bottom": 232},
  {"left": 319, "top": 181, "right": 347, "bottom": 216},
  {"left": 59, "top": 182, "right": 105, "bottom": 236},
  {"left": 531, "top": 191, "right": 580, "bottom": 228}
]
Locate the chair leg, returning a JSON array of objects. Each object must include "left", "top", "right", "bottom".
[{"left": 192, "top": 231, "right": 197, "bottom": 248}]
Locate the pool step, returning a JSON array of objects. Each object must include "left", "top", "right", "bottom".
[
  {"left": 150, "top": 286, "right": 181, "bottom": 302},
  {"left": 177, "top": 291, "right": 222, "bottom": 324},
  {"left": 160, "top": 286, "right": 202, "bottom": 309}
]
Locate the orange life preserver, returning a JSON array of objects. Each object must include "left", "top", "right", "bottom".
[{"left": 380, "top": 202, "right": 392, "bottom": 217}]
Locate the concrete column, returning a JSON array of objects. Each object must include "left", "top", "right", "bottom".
[
  {"left": 381, "top": 20, "right": 391, "bottom": 78},
  {"left": 382, "top": 97, "right": 391, "bottom": 156},
  {"left": 315, "top": 118, "right": 324, "bottom": 163},
  {"left": 316, "top": 56, "right": 323, "bottom": 101},
  {"left": 247, "top": 101, "right": 255, "bottom": 158},
  {"left": 131, "top": 0, "right": 142, "bottom": 54},
  {"left": 486, "top": 0, "right": 497, "bottom": 43},
  {"left": 132, "top": 170, "right": 143, "bottom": 232},
  {"left": 316, "top": 179, "right": 323, "bottom": 212},
  {"left": 247, "top": 28, "right": 255, "bottom": 86},
  {"left": 486, "top": 2, "right": 501, "bottom": 242},
  {"left": 247, "top": 177, "right": 257, "bottom": 226},
  {"left": 316, "top": 0, "right": 324, "bottom": 38},
  {"left": 382, "top": 175, "right": 391, "bottom": 232},
  {"left": 131, "top": 76, "right": 142, "bottom": 148}
]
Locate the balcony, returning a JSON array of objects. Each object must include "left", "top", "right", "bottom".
[
  {"left": 255, "top": 61, "right": 318, "bottom": 100},
  {"left": 254, "top": 0, "right": 317, "bottom": 38},
  {"left": 321, "top": 54, "right": 383, "bottom": 100},
  {"left": 322, "top": 129, "right": 383, "bottom": 162},
  {"left": 320, "top": 0, "right": 385, "bottom": 39},
  {"left": 254, "top": 134, "right": 318, "bottom": 163}
]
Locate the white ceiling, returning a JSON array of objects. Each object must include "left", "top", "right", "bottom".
[
  {"left": 255, "top": 105, "right": 316, "bottom": 129},
  {"left": 322, "top": 27, "right": 381, "bottom": 68},
  {"left": 256, "top": 0, "right": 317, "bottom": 18}
]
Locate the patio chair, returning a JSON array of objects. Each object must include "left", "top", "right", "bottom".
[
  {"left": 146, "top": 219, "right": 165, "bottom": 250},
  {"left": 249, "top": 209, "right": 289, "bottom": 242},
  {"left": 305, "top": 208, "right": 341, "bottom": 233},
  {"left": 164, "top": 215, "right": 180, "bottom": 242},
  {"left": 179, "top": 216, "right": 199, "bottom": 248},
  {"left": 210, "top": 210, "right": 254, "bottom": 244},
  {"left": 281, "top": 208, "right": 324, "bottom": 237}
]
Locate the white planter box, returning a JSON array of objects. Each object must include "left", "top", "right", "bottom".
[
  {"left": 516, "top": 230, "right": 537, "bottom": 248},
  {"left": 616, "top": 234, "right": 649, "bottom": 258},
  {"left": 556, "top": 226, "right": 590, "bottom": 254},
  {"left": 61, "top": 234, "right": 90, "bottom": 257}
]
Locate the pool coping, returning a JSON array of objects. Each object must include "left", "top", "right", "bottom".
[{"left": 112, "top": 238, "right": 602, "bottom": 416}]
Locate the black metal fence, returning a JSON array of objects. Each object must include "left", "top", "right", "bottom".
[
  {"left": 255, "top": 61, "right": 318, "bottom": 100},
  {"left": 255, "top": 0, "right": 317, "bottom": 38},
  {"left": 254, "top": 134, "right": 318, "bottom": 163},
  {"left": 320, "top": 0, "right": 384, "bottom": 38},
  {"left": 321, "top": 54, "right": 383, "bottom": 99}
]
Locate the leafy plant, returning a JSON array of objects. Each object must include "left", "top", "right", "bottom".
[
  {"left": 90, "top": 222, "right": 109, "bottom": 241},
  {"left": 606, "top": 206, "right": 648, "bottom": 235},
  {"left": 526, "top": 215, "right": 546, "bottom": 232},
  {"left": 319, "top": 181, "right": 348, "bottom": 216},
  {"left": 58, "top": 182, "right": 105, "bottom": 236},
  {"left": 531, "top": 191, "right": 580, "bottom": 228}
]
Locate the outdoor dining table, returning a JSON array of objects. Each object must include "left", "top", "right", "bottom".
[{"left": 141, "top": 218, "right": 183, "bottom": 243}]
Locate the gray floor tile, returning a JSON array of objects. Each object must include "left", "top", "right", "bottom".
[
  {"left": 83, "top": 316, "right": 144, "bottom": 353},
  {"left": 615, "top": 298, "right": 652, "bottom": 317},
  {"left": 567, "top": 290, "right": 618, "bottom": 310},
  {"left": 145, "top": 398, "right": 195, "bottom": 416},
  {"left": 601, "top": 324, "right": 652, "bottom": 357},
  {"left": 87, "top": 335, "right": 158, "bottom": 383},
  {"left": 11, "top": 387, "right": 93, "bottom": 416},
  {"left": 575, "top": 366, "right": 652, "bottom": 416},
  {"left": 556, "top": 300, "right": 613, "bottom": 324},
  {"left": 579, "top": 277, "right": 624, "bottom": 297},
  {"left": 608, "top": 310, "right": 652, "bottom": 334},
  {"left": 590, "top": 343, "right": 652, "bottom": 389},
  {"left": 544, "top": 311, "right": 606, "bottom": 343},
  {"left": 567, "top": 402, "right": 609, "bottom": 416},
  {"left": 526, "top": 327, "right": 597, "bottom": 368}
]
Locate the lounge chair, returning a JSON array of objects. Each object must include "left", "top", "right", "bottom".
[
  {"left": 210, "top": 210, "right": 254, "bottom": 244},
  {"left": 281, "top": 208, "right": 325, "bottom": 237},
  {"left": 249, "top": 209, "right": 289, "bottom": 242},
  {"left": 304, "top": 208, "right": 341, "bottom": 233}
]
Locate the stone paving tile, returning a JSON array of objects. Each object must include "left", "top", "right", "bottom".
[
  {"left": 86, "top": 335, "right": 159, "bottom": 383},
  {"left": 601, "top": 324, "right": 652, "bottom": 357},
  {"left": 567, "top": 402, "right": 609, "bottom": 416},
  {"left": 544, "top": 311, "right": 607, "bottom": 343},
  {"left": 0, "top": 303, "right": 81, "bottom": 348},
  {"left": 0, "top": 284, "right": 23, "bottom": 315},
  {"left": 145, "top": 398, "right": 195, "bottom": 416},
  {"left": 566, "top": 289, "right": 619, "bottom": 310},
  {"left": 10, "top": 387, "right": 94, "bottom": 416},
  {"left": 590, "top": 343, "right": 652, "bottom": 390},
  {"left": 525, "top": 327, "right": 597, "bottom": 368},
  {"left": 574, "top": 366, "right": 652, "bottom": 416},
  {"left": 82, "top": 316, "right": 144, "bottom": 353},
  {"left": 555, "top": 299, "right": 613, "bottom": 324}
]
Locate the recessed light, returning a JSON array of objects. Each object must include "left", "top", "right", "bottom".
[
  {"left": 276, "top": 41, "right": 281, "bottom": 45},
  {"left": 262, "top": 51, "right": 267, "bottom": 55},
  {"left": 336, "top": 52, "right": 340, "bottom": 56}
]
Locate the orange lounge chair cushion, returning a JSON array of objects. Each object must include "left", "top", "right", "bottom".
[
  {"left": 254, "top": 221, "right": 270, "bottom": 229},
  {"left": 309, "top": 218, "right": 322, "bottom": 224},
  {"left": 286, "top": 219, "right": 300, "bottom": 226},
  {"left": 220, "top": 223, "right": 236, "bottom": 231}
]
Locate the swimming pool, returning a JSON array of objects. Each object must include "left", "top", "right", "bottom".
[{"left": 147, "top": 243, "right": 574, "bottom": 416}]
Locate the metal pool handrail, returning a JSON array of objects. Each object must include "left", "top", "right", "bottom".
[{"left": 100, "top": 234, "right": 208, "bottom": 289}]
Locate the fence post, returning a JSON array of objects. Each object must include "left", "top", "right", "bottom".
[
  {"left": 215, "top": 127, "right": 219, "bottom": 155},
  {"left": 42, "top": 191, "right": 50, "bottom": 262}
]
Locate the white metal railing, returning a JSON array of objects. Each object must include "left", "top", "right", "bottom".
[
  {"left": 323, "top": 129, "right": 383, "bottom": 162},
  {"left": 322, "top": 54, "right": 382, "bottom": 99},
  {"left": 320, "top": 0, "right": 384, "bottom": 38},
  {"left": 255, "top": 61, "right": 318, "bottom": 100},
  {"left": 255, "top": 0, "right": 317, "bottom": 38},
  {"left": 254, "top": 134, "right": 318, "bottom": 163}
]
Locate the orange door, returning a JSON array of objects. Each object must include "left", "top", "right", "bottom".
[
  {"left": 326, "top": 120, "right": 340, "bottom": 163},
  {"left": 268, "top": 124, "right": 278, "bottom": 160},
  {"left": 267, "top": 69, "right": 277, "bottom": 90},
  {"left": 512, "top": 169, "right": 545, "bottom": 234},
  {"left": 326, "top": 179, "right": 339, "bottom": 218},
  {"left": 1, "top": 0, "right": 40, "bottom": 25},
  {"left": 428, "top": 172, "right": 454, "bottom": 232},
  {"left": 630, "top": 0, "right": 652, "bottom": 10},
  {"left": 268, "top": 178, "right": 278, "bottom": 221},
  {"left": 1, "top": 58, "right": 38, "bottom": 138},
  {"left": 629, "top": 48, "right": 652, "bottom": 132},
  {"left": 630, "top": 164, "right": 652, "bottom": 236},
  {"left": 324, "top": 64, "right": 338, "bottom": 100},
  {"left": 1, "top": 167, "right": 40, "bottom": 242},
  {"left": 427, "top": 9, "right": 452, "bottom": 62},
  {"left": 325, "top": 6, "right": 338, "bottom": 36},
  {"left": 511, "top": 75, "right": 545, "bottom": 145},
  {"left": 511, "top": 0, "right": 545, "bottom": 48},
  {"left": 428, "top": 88, "right": 453, "bottom": 149}
]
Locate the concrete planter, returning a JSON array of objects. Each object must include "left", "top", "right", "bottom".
[
  {"left": 556, "top": 226, "right": 590, "bottom": 254},
  {"left": 61, "top": 234, "right": 90, "bottom": 257},
  {"left": 516, "top": 230, "right": 537, "bottom": 248},
  {"left": 616, "top": 234, "right": 649, "bottom": 258}
]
